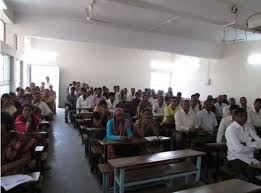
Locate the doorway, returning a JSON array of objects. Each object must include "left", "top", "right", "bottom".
[{"left": 30, "top": 65, "right": 60, "bottom": 106}]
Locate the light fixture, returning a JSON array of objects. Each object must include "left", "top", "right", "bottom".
[
  {"left": 248, "top": 54, "right": 261, "bottom": 66},
  {"left": 0, "top": 0, "right": 7, "bottom": 9}
]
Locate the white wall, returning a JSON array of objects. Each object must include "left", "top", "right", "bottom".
[
  {"left": 7, "top": 17, "right": 223, "bottom": 59},
  {"left": 30, "top": 37, "right": 174, "bottom": 106},
  {"left": 172, "top": 40, "right": 261, "bottom": 105},
  {"left": 30, "top": 37, "right": 261, "bottom": 107}
]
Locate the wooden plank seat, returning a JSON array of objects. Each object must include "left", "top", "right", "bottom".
[
  {"left": 99, "top": 162, "right": 197, "bottom": 193},
  {"left": 172, "top": 179, "right": 261, "bottom": 193},
  {"left": 108, "top": 149, "right": 205, "bottom": 193}
]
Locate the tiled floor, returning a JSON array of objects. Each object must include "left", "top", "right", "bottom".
[{"left": 42, "top": 109, "right": 101, "bottom": 193}]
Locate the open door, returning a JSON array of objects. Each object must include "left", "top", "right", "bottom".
[{"left": 30, "top": 65, "right": 60, "bottom": 106}]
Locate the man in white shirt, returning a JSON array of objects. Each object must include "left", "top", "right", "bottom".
[
  {"left": 128, "top": 88, "right": 135, "bottom": 101},
  {"left": 91, "top": 88, "right": 106, "bottom": 109},
  {"left": 33, "top": 92, "right": 53, "bottom": 118},
  {"left": 76, "top": 88, "right": 91, "bottom": 113},
  {"left": 216, "top": 105, "right": 239, "bottom": 143},
  {"left": 225, "top": 107, "right": 261, "bottom": 182},
  {"left": 45, "top": 76, "right": 51, "bottom": 89},
  {"left": 240, "top": 97, "right": 251, "bottom": 111},
  {"left": 223, "top": 97, "right": 236, "bottom": 118},
  {"left": 106, "top": 92, "right": 118, "bottom": 113},
  {"left": 214, "top": 95, "right": 227, "bottom": 121},
  {"left": 152, "top": 95, "right": 165, "bottom": 117},
  {"left": 175, "top": 100, "right": 198, "bottom": 149},
  {"left": 196, "top": 99, "right": 218, "bottom": 132},
  {"left": 248, "top": 98, "right": 261, "bottom": 137},
  {"left": 190, "top": 94, "right": 200, "bottom": 115}
]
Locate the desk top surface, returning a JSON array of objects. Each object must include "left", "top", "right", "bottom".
[
  {"left": 98, "top": 136, "right": 170, "bottom": 146},
  {"left": 86, "top": 127, "right": 106, "bottom": 132},
  {"left": 173, "top": 179, "right": 261, "bottom": 193},
  {"left": 108, "top": 149, "right": 205, "bottom": 169}
]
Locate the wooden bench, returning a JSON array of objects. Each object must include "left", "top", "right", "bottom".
[
  {"left": 108, "top": 149, "right": 205, "bottom": 193},
  {"left": 98, "top": 137, "right": 171, "bottom": 163},
  {"left": 98, "top": 162, "right": 196, "bottom": 193},
  {"left": 172, "top": 179, "right": 261, "bottom": 193}
]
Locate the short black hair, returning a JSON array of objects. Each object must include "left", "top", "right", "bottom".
[
  {"left": 109, "top": 92, "right": 115, "bottom": 97},
  {"left": 233, "top": 107, "right": 247, "bottom": 116},
  {"left": 229, "top": 104, "right": 239, "bottom": 112},
  {"left": 1, "top": 93, "right": 10, "bottom": 99},
  {"left": 255, "top": 98, "right": 261, "bottom": 103},
  {"left": 98, "top": 100, "right": 107, "bottom": 107}
]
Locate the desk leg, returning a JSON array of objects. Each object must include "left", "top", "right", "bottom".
[
  {"left": 114, "top": 169, "right": 118, "bottom": 193},
  {"left": 196, "top": 156, "right": 202, "bottom": 182},
  {"left": 104, "top": 144, "right": 108, "bottom": 163},
  {"left": 114, "top": 169, "right": 125, "bottom": 193},
  {"left": 119, "top": 169, "right": 125, "bottom": 193}
]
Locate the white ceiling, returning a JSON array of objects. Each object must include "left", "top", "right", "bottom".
[{"left": 6, "top": 0, "right": 261, "bottom": 43}]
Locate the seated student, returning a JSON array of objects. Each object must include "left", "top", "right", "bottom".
[
  {"left": 1, "top": 93, "right": 18, "bottom": 117},
  {"left": 194, "top": 93, "right": 202, "bottom": 109},
  {"left": 93, "top": 100, "right": 110, "bottom": 128},
  {"left": 23, "top": 93, "right": 33, "bottom": 107},
  {"left": 130, "top": 92, "right": 141, "bottom": 117},
  {"left": 165, "top": 87, "right": 173, "bottom": 97},
  {"left": 190, "top": 94, "right": 200, "bottom": 114},
  {"left": 134, "top": 108, "right": 160, "bottom": 153},
  {"left": 176, "top": 92, "right": 183, "bottom": 107},
  {"left": 65, "top": 86, "right": 77, "bottom": 123},
  {"left": 240, "top": 97, "right": 250, "bottom": 111},
  {"left": 102, "top": 87, "right": 110, "bottom": 99},
  {"left": 91, "top": 87, "right": 106, "bottom": 109},
  {"left": 223, "top": 97, "right": 236, "bottom": 117},
  {"left": 128, "top": 88, "right": 135, "bottom": 101},
  {"left": 15, "top": 104, "right": 40, "bottom": 134},
  {"left": 214, "top": 95, "right": 227, "bottom": 121},
  {"left": 134, "top": 108, "right": 159, "bottom": 137},
  {"left": 49, "top": 85, "right": 57, "bottom": 114},
  {"left": 162, "top": 97, "right": 179, "bottom": 123},
  {"left": 137, "top": 93, "right": 152, "bottom": 117},
  {"left": 216, "top": 105, "right": 239, "bottom": 143},
  {"left": 196, "top": 99, "right": 218, "bottom": 133},
  {"left": 42, "top": 89, "right": 55, "bottom": 113},
  {"left": 16, "top": 87, "right": 24, "bottom": 105},
  {"left": 76, "top": 88, "right": 91, "bottom": 112},
  {"left": 9, "top": 92, "right": 22, "bottom": 112},
  {"left": 1, "top": 111, "right": 32, "bottom": 176},
  {"left": 175, "top": 100, "right": 198, "bottom": 149},
  {"left": 105, "top": 108, "right": 133, "bottom": 158},
  {"left": 106, "top": 92, "right": 118, "bottom": 113},
  {"left": 119, "top": 89, "right": 127, "bottom": 102},
  {"left": 164, "top": 96, "right": 170, "bottom": 106},
  {"left": 223, "top": 94, "right": 229, "bottom": 105},
  {"left": 248, "top": 98, "right": 261, "bottom": 130},
  {"left": 33, "top": 92, "right": 53, "bottom": 120},
  {"left": 152, "top": 95, "right": 165, "bottom": 116},
  {"left": 225, "top": 108, "right": 261, "bottom": 183}
]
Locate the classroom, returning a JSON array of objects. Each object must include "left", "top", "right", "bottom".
[{"left": 1, "top": 0, "right": 261, "bottom": 193}]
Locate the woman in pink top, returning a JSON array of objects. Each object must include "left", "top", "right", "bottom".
[{"left": 15, "top": 104, "right": 40, "bottom": 134}]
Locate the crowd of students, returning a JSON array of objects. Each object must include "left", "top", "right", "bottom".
[
  {"left": 1, "top": 81, "right": 56, "bottom": 179},
  {"left": 65, "top": 81, "right": 261, "bottom": 183}
]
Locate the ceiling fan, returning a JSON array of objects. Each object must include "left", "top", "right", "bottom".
[{"left": 84, "top": 0, "right": 109, "bottom": 23}]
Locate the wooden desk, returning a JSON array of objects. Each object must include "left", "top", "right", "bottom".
[
  {"left": 108, "top": 149, "right": 205, "bottom": 193},
  {"left": 98, "top": 137, "right": 171, "bottom": 162},
  {"left": 85, "top": 127, "right": 106, "bottom": 158},
  {"left": 203, "top": 142, "right": 227, "bottom": 183},
  {"left": 172, "top": 179, "right": 261, "bottom": 193}
]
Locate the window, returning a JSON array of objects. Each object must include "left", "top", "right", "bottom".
[
  {"left": 14, "top": 60, "right": 21, "bottom": 88},
  {"left": 0, "top": 19, "right": 5, "bottom": 42},
  {"left": 248, "top": 54, "right": 261, "bottom": 66},
  {"left": 150, "top": 60, "right": 172, "bottom": 92},
  {"left": 0, "top": 54, "right": 11, "bottom": 94}
]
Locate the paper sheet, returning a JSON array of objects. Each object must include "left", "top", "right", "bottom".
[
  {"left": 35, "top": 146, "right": 44, "bottom": 152},
  {"left": 1, "top": 174, "right": 33, "bottom": 191}
]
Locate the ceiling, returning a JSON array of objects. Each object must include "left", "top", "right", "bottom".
[{"left": 6, "top": 0, "right": 261, "bottom": 43}]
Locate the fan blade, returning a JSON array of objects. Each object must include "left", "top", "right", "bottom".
[{"left": 91, "top": 18, "right": 110, "bottom": 23}]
